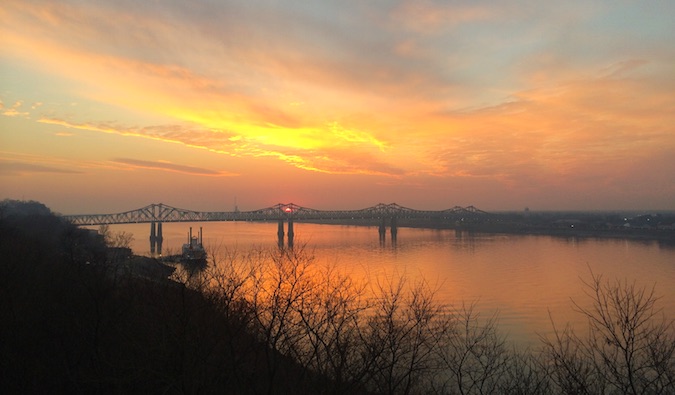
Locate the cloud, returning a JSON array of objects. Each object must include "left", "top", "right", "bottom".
[
  {"left": 0, "top": 160, "right": 83, "bottom": 175},
  {"left": 2, "top": 109, "right": 29, "bottom": 118},
  {"left": 2, "top": 101, "right": 30, "bottom": 118},
  {"left": 390, "top": 0, "right": 495, "bottom": 34},
  {"left": 36, "top": 116, "right": 397, "bottom": 176},
  {"left": 0, "top": 152, "right": 113, "bottom": 175},
  {"left": 283, "top": 146, "right": 406, "bottom": 176},
  {"left": 2, "top": 0, "right": 675, "bottom": 209},
  {"left": 38, "top": 118, "right": 239, "bottom": 152},
  {"left": 423, "top": 62, "right": 675, "bottom": 193},
  {"left": 111, "top": 158, "right": 236, "bottom": 176}
]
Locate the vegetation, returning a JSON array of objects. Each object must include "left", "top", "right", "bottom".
[{"left": 1, "top": 199, "right": 674, "bottom": 394}]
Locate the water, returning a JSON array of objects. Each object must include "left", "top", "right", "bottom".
[{"left": 103, "top": 221, "right": 675, "bottom": 346}]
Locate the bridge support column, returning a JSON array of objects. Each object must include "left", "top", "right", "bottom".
[
  {"left": 150, "top": 221, "right": 157, "bottom": 254},
  {"left": 150, "top": 221, "right": 164, "bottom": 256},
  {"left": 378, "top": 217, "right": 386, "bottom": 239},
  {"left": 277, "top": 220, "right": 285, "bottom": 248},
  {"left": 157, "top": 222, "right": 163, "bottom": 255},
  {"left": 391, "top": 216, "right": 398, "bottom": 241},
  {"left": 287, "top": 219, "right": 294, "bottom": 248}
]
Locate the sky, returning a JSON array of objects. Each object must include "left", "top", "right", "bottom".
[{"left": 1, "top": 0, "right": 674, "bottom": 214}]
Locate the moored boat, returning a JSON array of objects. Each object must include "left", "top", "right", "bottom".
[{"left": 182, "top": 227, "right": 206, "bottom": 262}]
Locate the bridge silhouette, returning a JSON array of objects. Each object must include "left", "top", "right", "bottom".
[
  {"left": 64, "top": 202, "right": 487, "bottom": 225},
  {"left": 64, "top": 203, "right": 489, "bottom": 250}
]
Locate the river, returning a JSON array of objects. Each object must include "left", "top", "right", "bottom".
[{"left": 104, "top": 221, "right": 675, "bottom": 346}]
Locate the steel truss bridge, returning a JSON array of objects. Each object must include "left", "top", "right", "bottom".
[{"left": 64, "top": 203, "right": 488, "bottom": 226}]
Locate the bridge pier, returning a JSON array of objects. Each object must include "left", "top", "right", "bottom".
[
  {"left": 149, "top": 221, "right": 163, "bottom": 255},
  {"left": 277, "top": 220, "right": 285, "bottom": 247},
  {"left": 391, "top": 216, "right": 398, "bottom": 242},
  {"left": 157, "top": 222, "right": 163, "bottom": 255},
  {"left": 277, "top": 219, "right": 295, "bottom": 248},
  {"left": 288, "top": 219, "right": 294, "bottom": 248},
  {"left": 378, "top": 217, "right": 398, "bottom": 239},
  {"left": 150, "top": 221, "right": 156, "bottom": 254}
]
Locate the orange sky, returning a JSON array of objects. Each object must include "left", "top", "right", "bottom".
[{"left": 1, "top": 0, "right": 674, "bottom": 214}]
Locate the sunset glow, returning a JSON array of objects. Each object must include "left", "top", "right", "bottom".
[{"left": 2, "top": 0, "right": 674, "bottom": 213}]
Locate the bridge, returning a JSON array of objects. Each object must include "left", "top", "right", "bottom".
[{"left": 64, "top": 203, "right": 489, "bottom": 251}]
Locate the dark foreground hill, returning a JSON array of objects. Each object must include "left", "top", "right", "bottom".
[{"left": 0, "top": 200, "right": 332, "bottom": 394}]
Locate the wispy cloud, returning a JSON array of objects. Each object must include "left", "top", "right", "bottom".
[
  {"left": 0, "top": 152, "right": 114, "bottom": 175},
  {"left": 423, "top": 63, "right": 675, "bottom": 193},
  {"left": 38, "top": 118, "right": 238, "bottom": 152},
  {"left": 0, "top": 160, "right": 83, "bottom": 176},
  {"left": 112, "top": 158, "right": 236, "bottom": 176},
  {"left": 36, "top": 116, "right": 396, "bottom": 176},
  {"left": 390, "top": 1, "right": 495, "bottom": 34},
  {"left": 2, "top": 101, "right": 30, "bottom": 118}
]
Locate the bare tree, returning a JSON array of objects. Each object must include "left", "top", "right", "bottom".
[
  {"left": 248, "top": 246, "right": 316, "bottom": 393},
  {"left": 578, "top": 271, "right": 674, "bottom": 394},
  {"left": 497, "top": 349, "right": 551, "bottom": 395},
  {"left": 204, "top": 245, "right": 256, "bottom": 314},
  {"left": 540, "top": 318, "right": 601, "bottom": 395},
  {"left": 98, "top": 224, "right": 134, "bottom": 249},
  {"left": 435, "top": 302, "right": 509, "bottom": 395},
  {"left": 294, "top": 262, "right": 372, "bottom": 393},
  {"left": 542, "top": 269, "right": 675, "bottom": 394},
  {"left": 363, "top": 277, "right": 447, "bottom": 395}
]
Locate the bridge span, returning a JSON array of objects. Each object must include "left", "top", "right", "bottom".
[
  {"left": 64, "top": 203, "right": 489, "bottom": 250},
  {"left": 64, "top": 202, "right": 488, "bottom": 225}
]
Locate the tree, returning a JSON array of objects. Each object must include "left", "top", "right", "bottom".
[
  {"left": 248, "top": 246, "right": 317, "bottom": 393},
  {"left": 363, "top": 277, "right": 447, "bottom": 395},
  {"left": 294, "top": 262, "right": 371, "bottom": 394},
  {"left": 540, "top": 318, "right": 601, "bottom": 394},
  {"left": 542, "top": 269, "right": 675, "bottom": 394},
  {"left": 435, "top": 302, "right": 510, "bottom": 395},
  {"left": 98, "top": 224, "right": 134, "bottom": 249},
  {"left": 497, "top": 349, "right": 551, "bottom": 395}
]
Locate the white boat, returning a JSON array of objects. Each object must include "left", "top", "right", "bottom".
[{"left": 182, "top": 227, "right": 206, "bottom": 262}]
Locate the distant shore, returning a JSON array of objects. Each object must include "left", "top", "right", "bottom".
[{"left": 298, "top": 217, "right": 675, "bottom": 244}]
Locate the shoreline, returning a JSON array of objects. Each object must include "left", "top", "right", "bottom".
[{"left": 297, "top": 218, "right": 675, "bottom": 244}]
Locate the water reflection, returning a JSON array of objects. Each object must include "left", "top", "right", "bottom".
[
  {"left": 658, "top": 239, "right": 675, "bottom": 250},
  {"left": 378, "top": 232, "right": 397, "bottom": 248},
  {"left": 106, "top": 221, "right": 675, "bottom": 346},
  {"left": 450, "top": 230, "right": 479, "bottom": 253},
  {"left": 186, "top": 257, "right": 208, "bottom": 270}
]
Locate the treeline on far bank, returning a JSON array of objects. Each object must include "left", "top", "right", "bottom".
[
  {"left": 304, "top": 210, "right": 675, "bottom": 243},
  {"left": 1, "top": 199, "right": 674, "bottom": 394}
]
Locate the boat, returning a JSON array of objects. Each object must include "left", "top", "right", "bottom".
[{"left": 182, "top": 227, "right": 207, "bottom": 262}]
